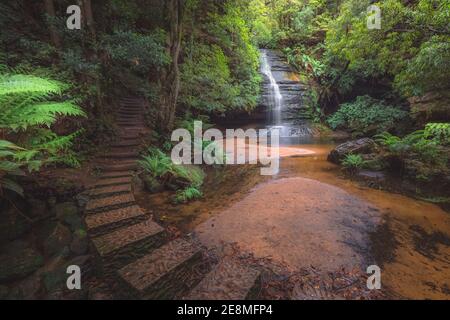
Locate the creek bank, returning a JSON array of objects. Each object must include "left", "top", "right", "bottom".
[{"left": 328, "top": 138, "right": 450, "bottom": 210}]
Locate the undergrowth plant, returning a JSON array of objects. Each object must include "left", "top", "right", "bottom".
[
  {"left": 0, "top": 66, "right": 86, "bottom": 196},
  {"left": 139, "top": 147, "right": 205, "bottom": 203},
  {"left": 341, "top": 154, "right": 365, "bottom": 174}
]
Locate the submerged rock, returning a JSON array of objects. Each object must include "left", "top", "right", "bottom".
[{"left": 328, "top": 138, "right": 376, "bottom": 164}]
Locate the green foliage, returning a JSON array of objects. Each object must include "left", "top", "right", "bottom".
[
  {"left": 375, "top": 126, "right": 449, "bottom": 180},
  {"left": 139, "top": 147, "right": 205, "bottom": 203},
  {"left": 0, "top": 140, "right": 25, "bottom": 196},
  {"left": 102, "top": 30, "right": 169, "bottom": 73},
  {"left": 325, "top": 0, "right": 450, "bottom": 97},
  {"left": 138, "top": 148, "right": 173, "bottom": 179},
  {"left": 341, "top": 154, "right": 365, "bottom": 173},
  {"left": 424, "top": 123, "right": 450, "bottom": 145},
  {"left": 180, "top": 2, "right": 261, "bottom": 114},
  {"left": 327, "top": 96, "right": 408, "bottom": 135},
  {"left": 173, "top": 186, "right": 203, "bottom": 204},
  {"left": 0, "top": 69, "right": 86, "bottom": 196}
]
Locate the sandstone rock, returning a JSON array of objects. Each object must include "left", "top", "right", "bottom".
[
  {"left": 142, "top": 175, "right": 164, "bottom": 193},
  {"left": 409, "top": 91, "right": 450, "bottom": 125},
  {"left": 0, "top": 285, "right": 9, "bottom": 299},
  {"left": 27, "top": 198, "right": 49, "bottom": 219},
  {"left": 0, "top": 246, "right": 44, "bottom": 282},
  {"left": 55, "top": 202, "right": 83, "bottom": 232},
  {"left": 9, "top": 273, "right": 43, "bottom": 299},
  {"left": 357, "top": 170, "right": 386, "bottom": 183},
  {"left": 70, "top": 229, "right": 89, "bottom": 255},
  {"left": 44, "top": 223, "right": 72, "bottom": 257},
  {"left": 75, "top": 192, "right": 90, "bottom": 209},
  {"left": 328, "top": 138, "right": 376, "bottom": 164},
  {"left": 0, "top": 207, "right": 31, "bottom": 244}
]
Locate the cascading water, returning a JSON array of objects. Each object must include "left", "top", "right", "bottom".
[
  {"left": 260, "top": 50, "right": 283, "bottom": 127},
  {"left": 259, "top": 49, "right": 313, "bottom": 143}
]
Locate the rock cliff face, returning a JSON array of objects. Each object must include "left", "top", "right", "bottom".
[
  {"left": 408, "top": 91, "right": 450, "bottom": 125},
  {"left": 258, "top": 49, "right": 310, "bottom": 122}
]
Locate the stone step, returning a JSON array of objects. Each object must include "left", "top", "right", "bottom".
[
  {"left": 120, "top": 100, "right": 144, "bottom": 105},
  {"left": 119, "top": 107, "right": 142, "bottom": 112},
  {"left": 117, "top": 122, "right": 144, "bottom": 128},
  {"left": 101, "top": 162, "right": 139, "bottom": 172},
  {"left": 91, "top": 176, "right": 132, "bottom": 188},
  {"left": 85, "top": 205, "right": 147, "bottom": 237},
  {"left": 118, "top": 110, "right": 142, "bottom": 116},
  {"left": 86, "top": 193, "right": 135, "bottom": 213},
  {"left": 119, "top": 126, "right": 146, "bottom": 131},
  {"left": 119, "top": 134, "right": 140, "bottom": 140},
  {"left": 118, "top": 238, "right": 202, "bottom": 299},
  {"left": 184, "top": 258, "right": 261, "bottom": 300},
  {"left": 99, "top": 171, "right": 134, "bottom": 179},
  {"left": 102, "top": 151, "right": 139, "bottom": 160},
  {"left": 117, "top": 114, "right": 141, "bottom": 119},
  {"left": 92, "top": 220, "right": 166, "bottom": 270},
  {"left": 90, "top": 184, "right": 131, "bottom": 198},
  {"left": 110, "top": 140, "right": 140, "bottom": 148},
  {"left": 117, "top": 121, "right": 143, "bottom": 126}
]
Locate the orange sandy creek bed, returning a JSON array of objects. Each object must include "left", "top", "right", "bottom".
[{"left": 136, "top": 143, "right": 450, "bottom": 299}]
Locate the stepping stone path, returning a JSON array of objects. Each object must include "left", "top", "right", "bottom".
[{"left": 84, "top": 97, "right": 261, "bottom": 300}]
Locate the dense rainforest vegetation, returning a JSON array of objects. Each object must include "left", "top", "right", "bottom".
[
  {"left": 0, "top": 0, "right": 449, "bottom": 302},
  {"left": 0, "top": 0, "right": 449, "bottom": 199}
]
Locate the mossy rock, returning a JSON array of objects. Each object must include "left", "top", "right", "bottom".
[
  {"left": 0, "top": 207, "right": 31, "bottom": 245},
  {"left": 142, "top": 175, "right": 165, "bottom": 193},
  {"left": 55, "top": 202, "right": 83, "bottom": 232},
  {"left": 43, "top": 223, "right": 72, "bottom": 257},
  {"left": 0, "top": 247, "right": 44, "bottom": 282}
]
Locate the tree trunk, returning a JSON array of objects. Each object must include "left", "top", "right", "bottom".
[
  {"left": 82, "top": 0, "right": 96, "bottom": 40},
  {"left": 159, "top": 0, "right": 184, "bottom": 133},
  {"left": 43, "top": 0, "right": 61, "bottom": 48}
]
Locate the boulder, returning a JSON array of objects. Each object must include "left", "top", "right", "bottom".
[
  {"left": 43, "top": 223, "right": 72, "bottom": 257},
  {"left": 0, "top": 285, "right": 8, "bottom": 299},
  {"left": 70, "top": 229, "right": 89, "bottom": 255},
  {"left": 75, "top": 192, "right": 90, "bottom": 209},
  {"left": 8, "top": 273, "right": 43, "bottom": 299},
  {"left": 142, "top": 175, "right": 164, "bottom": 193},
  {"left": 0, "top": 245, "right": 44, "bottom": 282},
  {"left": 55, "top": 202, "right": 83, "bottom": 232},
  {"left": 328, "top": 138, "right": 376, "bottom": 164},
  {"left": 357, "top": 170, "right": 386, "bottom": 182},
  {"left": 409, "top": 91, "right": 450, "bottom": 125},
  {"left": 0, "top": 207, "right": 31, "bottom": 244},
  {"left": 27, "top": 198, "right": 50, "bottom": 219}
]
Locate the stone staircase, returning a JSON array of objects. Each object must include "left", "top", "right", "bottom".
[{"left": 84, "top": 97, "right": 261, "bottom": 300}]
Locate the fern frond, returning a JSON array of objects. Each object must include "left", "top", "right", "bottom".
[
  {"left": 0, "top": 177, "right": 24, "bottom": 197},
  {"left": 0, "top": 74, "right": 63, "bottom": 96}
]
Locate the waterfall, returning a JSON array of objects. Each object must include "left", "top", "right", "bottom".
[
  {"left": 259, "top": 49, "right": 313, "bottom": 143},
  {"left": 260, "top": 50, "right": 282, "bottom": 126}
]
